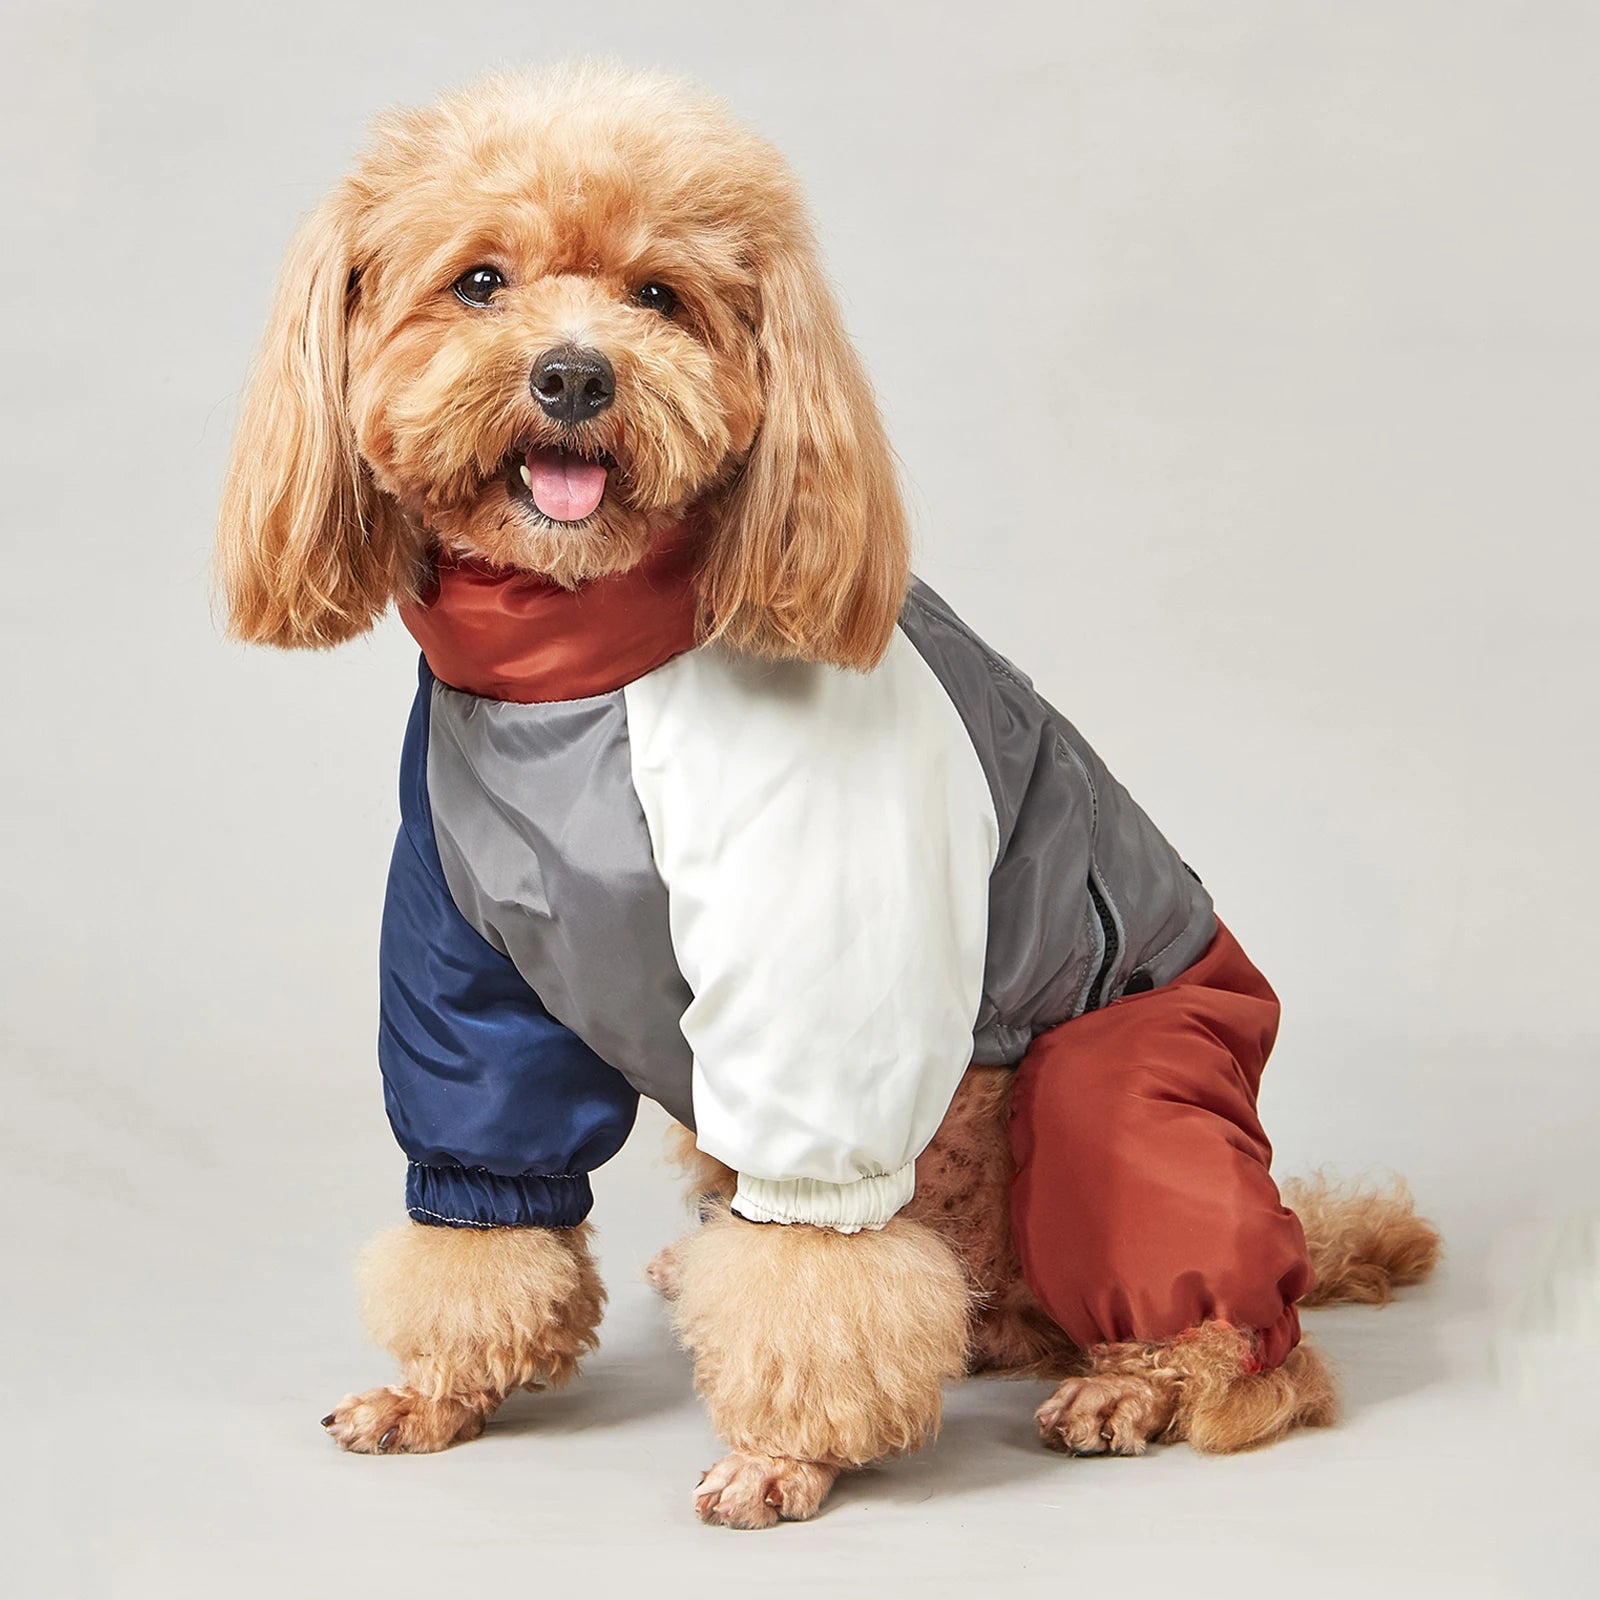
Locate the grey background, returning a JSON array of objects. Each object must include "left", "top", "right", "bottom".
[{"left": 3, "top": 2, "right": 1596, "bottom": 1595}]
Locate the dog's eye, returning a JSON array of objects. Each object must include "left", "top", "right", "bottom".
[
  {"left": 633, "top": 282, "right": 679, "bottom": 318},
  {"left": 453, "top": 266, "right": 506, "bottom": 306}
]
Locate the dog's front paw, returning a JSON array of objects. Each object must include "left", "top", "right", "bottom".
[
  {"left": 1035, "top": 1373, "right": 1177, "bottom": 1457},
  {"left": 694, "top": 1452, "right": 838, "bottom": 1529},
  {"left": 321, "top": 1385, "right": 491, "bottom": 1454}
]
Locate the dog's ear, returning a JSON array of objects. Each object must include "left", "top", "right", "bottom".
[
  {"left": 700, "top": 227, "right": 910, "bottom": 672},
  {"left": 216, "top": 188, "right": 408, "bottom": 648}
]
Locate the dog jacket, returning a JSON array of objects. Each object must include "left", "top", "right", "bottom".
[{"left": 381, "top": 519, "right": 1215, "bottom": 1235}]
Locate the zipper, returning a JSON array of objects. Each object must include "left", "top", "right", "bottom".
[{"left": 1085, "top": 868, "right": 1121, "bottom": 1011}]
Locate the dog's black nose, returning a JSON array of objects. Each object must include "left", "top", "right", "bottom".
[{"left": 530, "top": 346, "right": 615, "bottom": 424}]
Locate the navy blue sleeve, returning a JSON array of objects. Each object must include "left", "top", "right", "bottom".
[{"left": 378, "top": 661, "right": 640, "bottom": 1228}]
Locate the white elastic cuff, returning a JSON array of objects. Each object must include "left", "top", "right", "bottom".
[{"left": 730, "top": 1164, "right": 915, "bottom": 1232}]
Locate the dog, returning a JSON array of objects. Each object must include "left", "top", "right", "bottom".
[{"left": 216, "top": 63, "right": 1440, "bottom": 1529}]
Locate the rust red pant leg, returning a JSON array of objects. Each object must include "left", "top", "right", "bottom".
[{"left": 1008, "top": 920, "right": 1313, "bottom": 1370}]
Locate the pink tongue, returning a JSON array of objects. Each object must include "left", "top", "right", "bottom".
[{"left": 525, "top": 447, "right": 608, "bottom": 522}]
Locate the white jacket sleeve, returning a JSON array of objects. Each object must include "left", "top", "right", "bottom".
[{"left": 623, "top": 633, "right": 998, "bottom": 1231}]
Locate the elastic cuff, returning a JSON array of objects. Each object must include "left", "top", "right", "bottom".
[
  {"left": 405, "top": 1162, "right": 593, "bottom": 1229},
  {"left": 730, "top": 1164, "right": 915, "bottom": 1232},
  {"left": 1252, "top": 1303, "right": 1303, "bottom": 1371}
]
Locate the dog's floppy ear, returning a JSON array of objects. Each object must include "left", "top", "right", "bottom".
[
  {"left": 700, "top": 225, "right": 910, "bottom": 672},
  {"left": 216, "top": 188, "right": 407, "bottom": 648}
]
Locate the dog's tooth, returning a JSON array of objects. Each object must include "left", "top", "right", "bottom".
[{"left": 519, "top": 463, "right": 532, "bottom": 488}]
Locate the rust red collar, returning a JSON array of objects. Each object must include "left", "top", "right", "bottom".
[{"left": 399, "top": 518, "right": 705, "bottom": 703}]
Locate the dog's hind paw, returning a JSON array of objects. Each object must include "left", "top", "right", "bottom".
[
  {"left": 321, "top": 1385, "right": 492, "bottom": 1454},
  {"left": 1035, "top": 1373, "right": 1177, "bottom": 1457},
  {"left": 694, "top": 1452, "right": 838, "bottom": 1529}
]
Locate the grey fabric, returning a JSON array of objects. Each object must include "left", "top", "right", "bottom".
[
  {"left": 423, "top": 581, "right": 1216, "bottom": 1118},
  {"left": 899, "top": 581, "right": 1216, "bottom": 1062},
  {"left": 425, "top": 682, "right": 698, "bottom": 1126}
]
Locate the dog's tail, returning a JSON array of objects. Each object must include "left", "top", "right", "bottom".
[{"left": 1284, "top": 1172, "right": 1442, "bottom": 1307}]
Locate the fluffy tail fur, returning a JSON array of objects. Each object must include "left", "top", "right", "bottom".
[{"left": 1284, "top": 1173, "right": 1441, "bottom": 1308}]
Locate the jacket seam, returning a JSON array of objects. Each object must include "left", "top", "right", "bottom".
[
  {"left": 430, "top": 660, "right": 681, "bottom": 712},
  {"left": 408, "top": 1160, "right": 584, "bottom": 1181},
  {"left": 1135, "top": 916, "right": 1207, "bottom": 985},
  {"left": 906, "top": 589, "right": 1109, "bottom": 1024},
  {"left": 407, "top": 1205, "right": 581, "bottom": 1229},
  {"left": 393, "top": 817, "right": 526, "bottom": 974},
  {"left": 906, "top": 591, "right": 1104, "bottom": 835}
]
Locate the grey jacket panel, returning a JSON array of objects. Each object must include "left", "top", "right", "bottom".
[
  {"left": 425, "top": 682, "right": 698, "bottom": 1126},
  {"left": 900, "top": 581, "right": 1215, "bottom": 1060},
  {"left": 896, "top": 588, "right": 1099, "bottom": 1061},
  {"left": 1069, "top": 739, "right": 1218, "bottom": 996},
  {"left": 423, "top": 582, "right": 1215, "bottom": 1120}
]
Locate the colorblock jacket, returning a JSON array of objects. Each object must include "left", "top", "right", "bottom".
[{"left": 380, "top": 521, "right": 1215, "bottom": 1233}]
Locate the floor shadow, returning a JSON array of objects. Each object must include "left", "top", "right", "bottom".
[
  {"left": 487, "top": 1288, "right": 697, "bottom": 1438},
  {"left": 842, "top": 1374, "right": 1073, "bottom": 1510},
  {"left": 1301, "top": 1284, "right": 1452, "bottom": 1412}
]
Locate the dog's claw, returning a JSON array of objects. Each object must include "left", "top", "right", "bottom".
[
  {"left": 322, "top": 1385, "right": 492, "bottom": 1455},
  {"left": 1036, "top": 1373, "right": 1177, "bottom": 1457},
  {"left": 695, "top": 1451, "right": 838, "bottom": 1529}
]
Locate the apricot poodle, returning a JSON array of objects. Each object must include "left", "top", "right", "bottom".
[{"left": 217, "top": 64, "right": 1439, "bottom": 1529}]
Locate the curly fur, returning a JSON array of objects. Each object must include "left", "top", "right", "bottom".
[
  {"left": 1286, "top": 1172, "right": 1442, "bottom": 1306},
  {"left": 660, "top": 1069, "right": 1437, "bottom": 1501},
  {"left": 1037, "top": 1323, "right": 1339, "bottom": 1457},
  {"left": 365, "top": 1220, "right": 598, "bottom": 1379},
  {"left": 662, "top": 1117, "right": 737, "bottom": 1209},
  {"left": 217, "top": 63, "right": 908, "bottom": 670},
  {"left": 670, "top": 1206, "right": 971, "bottom": 1467},
  {"left": 324, "top": 1221, "right": 604, "bottom": 1454},
  {"left": 905, "top": 1065, "right": 1079, "bottom": 1377},
  {"left": 654, "top": 1071, "right": 1077, "bottom": 1376}
]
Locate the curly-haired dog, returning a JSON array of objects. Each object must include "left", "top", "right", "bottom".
[{"left": 217, "top": 64, "right": 1440, "bottom": 1529}]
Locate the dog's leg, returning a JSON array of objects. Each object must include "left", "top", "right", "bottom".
[
  {"left": 645, "top": 1120, "right": 738, "bottom": 1303},
  {"left": 323, "top": 1221, "right": 604, "bottom": 1454},
  {"left": 650, "top": 1135, "right": 841, "bottom": 1523},
  {"left": 906, "top": 1065, "right": 1081, "bottom": 1378},
  {"left": 671, "top": 1208, "right": 970, "bottom": 1528},
  {"left": 1035, "top": 1322, "right": 1337, "bottom": 1456}
]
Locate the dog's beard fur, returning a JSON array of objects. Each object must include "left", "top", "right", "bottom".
[{"left": 346, "top": 233, "right": 763, "bottom": 587}]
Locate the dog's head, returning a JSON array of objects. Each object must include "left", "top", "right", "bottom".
[{"left": 217, "top": 65, "right": 908, "bottom": 671}]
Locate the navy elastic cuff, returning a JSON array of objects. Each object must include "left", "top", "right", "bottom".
[{"left": 404, "top": 1162, "right": 594, "bottom": 1229}]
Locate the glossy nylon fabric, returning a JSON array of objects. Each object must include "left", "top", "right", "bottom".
[
  {"left": 399, "top": 516, "right": 703, "bottom": 704},
  {"left": 1009, "top": 920, "right": 1314, "bottom": 1368},
  {"left": 378, "top": 661, "right": 640, "bottom": 1228},
  {"left": 425, "top": 676, "right": 697, "bottom": 1126},
  {"left": 898, "top": 580, "right": 1217, "bottom": 1052},
  {"left": 621, "top": 629, "right": 999, "bottom": 1229},
  {"left": 384, "top": 553, "right": 1223, "bottom": 1232}
]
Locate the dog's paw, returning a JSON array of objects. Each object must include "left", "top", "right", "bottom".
[
  {"left": 694, "top": 1452, "right": 838, "bottom": 1529},
  {"left": 321, "top": 1385, "right": 489, "bottom": 1454},
  {"left": 644, "top": 1243, "right": 682, "bottom": 1300},
  {"left": 1035, "top": 1373, "right": 1177, "bottom": 1457}
]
